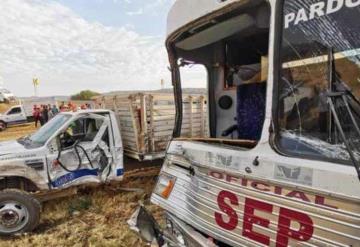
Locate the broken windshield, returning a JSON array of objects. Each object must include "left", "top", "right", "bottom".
[
  {"left": 19, "top": 114, "right": 71, "bottom": 148},
  {"left": 277, "top": 0, "right": 360, "bottom": 167}
]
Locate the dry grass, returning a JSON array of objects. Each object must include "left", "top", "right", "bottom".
[
  {"left": 0, "top": 124, "right": 38, "bottom": 141},
  {"left": 0, "top": 104, "right": 9, "bottom": 114},
  {"left": 0, "top": 125, "right": 163, "bottom": 247}
]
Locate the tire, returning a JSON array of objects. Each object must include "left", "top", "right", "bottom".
[
  {"left": 0, "top": 121, "right": 6, "bottom": 131},
  {"left": 0, "top": 189, "right": 41, "bottom": 236}
]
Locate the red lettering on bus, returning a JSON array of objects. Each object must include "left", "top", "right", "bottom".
[
  {"left": 286, "top": 190, "right": 310, "bottom": 202},
  {"left": 251, "top": 181, "right": 271, "bottom": 192},
  {"left": 215, "top": 190, "right": 315, "bottom": 246},
  {"left": 276, "top": 208, "right": 314, "bottom": 247},
  {"left": 209, "top": 171, "right": 339, "bottom": 210},
  {"left": 210, "top": 171, "right": 223, "bottom": 179},
  {"left": 226, "top": 174, "right": 238, "bottom": 183},
  {"left": 243, "top": 198, "right": 273, "bottom": 245},
  {"left": 215, "top": 191, "right": 239, "bottom": 231},
  {"left": 315, "top": 195, "right": 338, "bottom": 209}
]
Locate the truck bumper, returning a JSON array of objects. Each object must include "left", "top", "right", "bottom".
[{"left": 128, "top": 206, "right": 217, "bottom": 247}]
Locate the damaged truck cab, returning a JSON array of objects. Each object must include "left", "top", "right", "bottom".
[
  {"left": 131, "top": 0, "right": 360, "bottom": 246},
  {"left": 0, "top": 110, "right": 123, "bottom": 235}
]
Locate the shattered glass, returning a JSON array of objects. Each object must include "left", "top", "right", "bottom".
[
  {"left": 281, "top": 130, "right": 360, "bottom": 161},
  {"left": 278, "top": 0, "right": 360, "bottom": 165}
]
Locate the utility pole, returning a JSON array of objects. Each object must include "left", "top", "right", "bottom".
[{"left": 33, "top": 78, "right": 39, "bottom": 97}]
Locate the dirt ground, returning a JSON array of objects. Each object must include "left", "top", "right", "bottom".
[
  {"left": 0, "top": 123, "right": 39, "bottom": 141},
  {"left": 0, "top": 124, "right": 164, "bottom": 247}
]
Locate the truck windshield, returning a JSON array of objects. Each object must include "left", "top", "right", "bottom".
[
  {"left": 277, "top": 0, "right": 360, "bottom": 168},
  {"left": 19, "top": 114, "right": 71, "bottom": 148}
]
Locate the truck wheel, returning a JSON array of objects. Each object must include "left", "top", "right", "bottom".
[
  {"left": 0, "top": 189, "right": 41, "bottom": 235},
  {"left": 0, "top": 121, "right": 6, "bottom": 131}
]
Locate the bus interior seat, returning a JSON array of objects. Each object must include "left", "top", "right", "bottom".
[{"left": 222, "top": 64, "right": 266, "bottom": 141}]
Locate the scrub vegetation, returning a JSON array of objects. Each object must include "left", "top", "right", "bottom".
[
  {"left": 71, "top": 90, "right": 100, "bottom": 101},
  {"left": 0, "top": 125, "right": 163, "bottom": 247},
  {"left": 0, "top": 103, "right": 10, "bottom": 114}
]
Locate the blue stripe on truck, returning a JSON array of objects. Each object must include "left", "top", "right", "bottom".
[
  {"left": 51, "top": 169, "right": 99, "bottom": 187},
  {"left": 117, "top": 168, "right": 124, "bottom": 176},
  {"left": 51, "top": 168, "right": 125, "bottom": 187}
]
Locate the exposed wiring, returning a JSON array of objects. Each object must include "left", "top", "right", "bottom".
[{"left": 55, "top": 141, "right": 95, "bottom": 173}]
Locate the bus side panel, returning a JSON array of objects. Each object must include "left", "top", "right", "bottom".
[{"left": 152, "top": 163, "right": 360, "bottom": 247}]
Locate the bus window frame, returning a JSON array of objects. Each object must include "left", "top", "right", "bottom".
[{"left": 271, "top": 0, "right": 354, "bottom": 168}]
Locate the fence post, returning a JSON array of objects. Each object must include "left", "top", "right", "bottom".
[
  {"left": 200, "top": 96, "right": 205, "bottom": 137},
  {"left": 139, "top": 93, "right": 148, "bottom": 154},
  {"left": 112, "top": 96, "right": 118, "bottom": 113},
  {"left": 128, "top": 95, "right": 141, "bottom": 153},
  {"left": 101, "top": 96, "right": 106, "bottom": 109},
  {"left": 149, "top": 95, "right": 155, "bottom": 152},
  {"left": 189, "top": 96, "right": 193, "bottom": 137}
]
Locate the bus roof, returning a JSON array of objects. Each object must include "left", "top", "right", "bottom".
[{"left": 167, "top": 0, "right": 246, "bottom": 38}]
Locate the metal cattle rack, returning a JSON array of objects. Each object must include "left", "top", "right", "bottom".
[{"left": 96, "top": 93, "right": 208, "bottom": 161}]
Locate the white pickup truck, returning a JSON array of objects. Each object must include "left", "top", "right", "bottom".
[
  {"left": 0, "top": 105, "right": 30, "bottom": 131},
  {"left": 0, "top": 109, "right": 123, "bottom": 235}
]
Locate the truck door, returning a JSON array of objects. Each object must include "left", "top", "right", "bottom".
[
  {"left": 5, "top": 106, "right": 27, "bottom": 125},
  {"left": 47, "top": 114, "right": 114, "bottom": 188}
]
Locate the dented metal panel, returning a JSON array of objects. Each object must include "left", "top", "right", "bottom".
[
  {"left": 152, "top": 141, "right": 360, "bottom": 246},
  {"left": 0, "top": 110, "right": 124, "bottom": 193}
]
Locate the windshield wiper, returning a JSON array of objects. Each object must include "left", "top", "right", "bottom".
[{"left": 327, "top": 48, "right": 360, "bottom": 180}]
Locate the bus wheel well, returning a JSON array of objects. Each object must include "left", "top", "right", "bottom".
[{"left": 0, "top": 176, "right": 40, "bottom": 192}]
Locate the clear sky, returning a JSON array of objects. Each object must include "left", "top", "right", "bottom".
[{"left": 0, "top": 0, "right": 192, "bottom": 97}]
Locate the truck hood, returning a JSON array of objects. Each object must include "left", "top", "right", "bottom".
[{"left": 0, "top": 140, "right": 27, "bottom": 156}]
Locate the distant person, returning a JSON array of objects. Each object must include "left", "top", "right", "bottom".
[
  {"left": 42, "top": 105, "right": 49, "bottom": 124},
  {"left": 46, "top": 104, "right": 52, "bottom": 120},
  {"left": 52, "top": 105, "right": 59, "bottom": 115},
  {"left": 33, "top": 106, "right": 41, "bottom": 127},
  {"left": 48, "top": 107, "right": 54, "bottom": 120},
  {"left": 47, "top": 104, "right": 52, "bottom": 112},
  {"left": 68, "top": 102, "right": 77, "bottom": 112},
  {"left": 59, "top": 101, "right": 66, "bottom": 112},
  {"left": 39, "top": 106, "right": 45, "bottom": 126}
]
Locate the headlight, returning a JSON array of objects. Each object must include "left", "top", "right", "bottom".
[{"left": 154, "top": 173, "right": 176, "bottom": 199}]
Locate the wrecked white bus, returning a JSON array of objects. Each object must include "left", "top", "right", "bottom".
[{"left": 130, "top": 0, "right": 360, "bottom": 246}]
